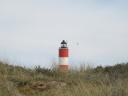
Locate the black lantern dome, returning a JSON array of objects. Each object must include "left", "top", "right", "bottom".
[{"left": 61, "top": 40, "right": 67, "bottom": 48}]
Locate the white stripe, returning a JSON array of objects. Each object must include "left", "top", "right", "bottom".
[{"left": 59, "top": 57, "right": 68, "bottom": 65}]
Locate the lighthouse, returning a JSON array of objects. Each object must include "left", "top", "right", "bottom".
[{"left": 59, "top": 40, "right": 69, "bottom": 72}]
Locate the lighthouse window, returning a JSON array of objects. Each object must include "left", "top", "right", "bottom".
[{"left": 60, "top": 40, "right": 67, "bottom": 48}]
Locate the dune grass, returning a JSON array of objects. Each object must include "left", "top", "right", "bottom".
[{"left": 0, "top": 61, "right": 128, "bottom": 96}]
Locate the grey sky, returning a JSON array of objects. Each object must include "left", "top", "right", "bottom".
[{"left": 0, "top": 0, "right": 128, "bottom": 68}]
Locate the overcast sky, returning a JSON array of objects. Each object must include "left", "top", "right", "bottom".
[{"left": 0, "top": 0, "right": 128, "bottom": 68}]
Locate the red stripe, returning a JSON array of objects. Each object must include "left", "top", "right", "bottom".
[
  {"left": 59, "top": 65, "right": 69, "bottom": 70},
  {"left": 59, "top": 48, "right": 68, "bottom": 57}
]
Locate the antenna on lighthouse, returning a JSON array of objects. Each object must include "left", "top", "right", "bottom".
[{"left": 59, "top": 40, "right": 69, "bottom": 72}]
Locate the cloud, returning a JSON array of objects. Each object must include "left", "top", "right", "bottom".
[{"left": 0, "top": 0, "right": 128, "bottom": 67}]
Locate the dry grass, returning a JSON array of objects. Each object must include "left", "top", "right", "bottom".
[{"left": 0, "top": 61, "right": 128, "bottom": 96}]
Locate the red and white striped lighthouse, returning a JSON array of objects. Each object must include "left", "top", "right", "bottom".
[{"left": 59, "top": 40, "right": 69, "bottom": 71}]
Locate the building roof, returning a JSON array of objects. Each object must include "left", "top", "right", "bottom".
[{"left": 61, "top": 40, "right": 67, "bottom": 44}]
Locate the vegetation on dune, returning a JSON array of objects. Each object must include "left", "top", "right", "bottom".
[{"left": 0, "top": 61, "right": 128, "bottom": 96}]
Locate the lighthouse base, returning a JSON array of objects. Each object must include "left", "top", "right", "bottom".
[{"left": 59, "top": 65, "right": 69, "bottom": 72}]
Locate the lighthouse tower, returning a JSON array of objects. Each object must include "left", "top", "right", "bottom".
[{"left": 59, "top": 40, "right": 69, "bottom": 71}]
